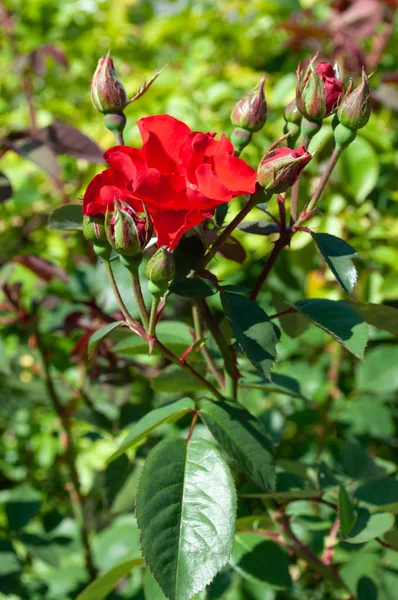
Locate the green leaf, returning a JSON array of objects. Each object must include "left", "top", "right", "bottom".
[
  {"left": 345, "top": 510, "right": 394, "bottom": 544},
  {"left": 0, "top": 540, "right": 21, "bottom": 576},
  {"left": 173, "top": 236, "right": 205, "bottom": 281},
  {"left": 220, "top": 291, "right": 278, "bottom": 380},
  {"left": 48, "top": 204, "right": 83, "bottom": 230},
  {"left": 383, "top": 531, "right": 398, "bottom": 551},
  {"left": 170, "top": 278, "right": 217, "bottom": 298},
  {"left": 113, "top": 321, "right": 195, "bottom": 358},
  {"left": 136, "top": 438, "right": 236, "bottom": 600},
  {"left": 339, "top": 486, "right": 356, "bottom": 537},
  {"left": 346, "top": 302, "right": 398, "bottom": 337},
  {"left": 93, "top": 515, "right": 141, "bottom": 571},
  {"left": 338, "top": 136, "right": 379, "bottom": 202},
  {"left": 88, "top": 321, "right": 125, "bottom": 356},
  {"left": 231, "top": 533, "right": 291, "bottom": 589},
  {"left": 107, "top": 398, "right": 195, "bottom": 463},
  {"left": 294, "top": 299, "right": 368, "bottom": 359},
  {"left": 199, "top": 399, "right": 275, "bottom": 491},
  {"left": 356, "top": 345, "right": 398, "bottom": 394},
  {"left": 238, "top": 489, "right": 323, "bottom": 501},
  {"left": 5, "top": 485, "right": 41, "bottom": 531},
  {"left": 271, "top": 291, "right": 309, "bottom": 339},
  {"left": 151, "top": 364, "right": 208, "bottom": 393},
  {"left": 241, "top": 372, "right": 308, "bottom": 399},
  {"left": 311, "top": 233, "right": 358, "bottom": 295},
  {"left": 76, "top": 558, "right": 144, "bottom": 600}
]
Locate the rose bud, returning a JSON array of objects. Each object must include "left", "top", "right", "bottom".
[
  {"left": 296, "top": 58, "right": 343, "bottom": 122},
  {"left": 231, "top": 74, "right": 267, "bottom": 133},
  {"left": 91, "top": 51, "right": 128, "bottom": 114},
  {"left": 257, "top": 145, "right": 312, "bottom": 193},
  {"left": 337, "top": 69, "right": 371, "bottom": 131},
  {"left": 105, "top": 201, "right": 153, "bottom": 257},
  {"left": 145, "top": 247, "right": 176, "bottom": 297},
  {"left": 230, "top": 74, "right": 267, "bottom": 154},
  {"left": 83, "top": 214, "right": 107, "bottom": 243}
]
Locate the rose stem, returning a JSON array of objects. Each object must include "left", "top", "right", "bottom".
[
  {"left": 201, "top": 187, "right": 272, "bottom": 270},
  {"left": 103, "top": 263, "right": 224, "bottom": 400},
  {"left": 102, "top": 259, "right": 138, "bottom": 325},
  {"left": 148, "top": 296, "right": 160, "bottom": 338},
  {"left": 290, "top": 178, "right": 301, "bottom": 222},
  {"left": 35, "top": 330, "right": 97, "bottom": 581},
  {"left": 250, "top": 234, "right": 289, "bottom": 302},
  {"left": 192, "top": 301, "right": 225, "bottom": 390},
  {"left": 199, "top": 299, "right": 238, "bottom": 399},
  {"left": 130, "top": 272, "right": 149, "bottom": 330},
  {"left": 296, "top": 146, "right": 343, "bottom": 224}
]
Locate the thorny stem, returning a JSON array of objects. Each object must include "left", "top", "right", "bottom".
[
  {"left": 277, "top": 510, "right": 346, "bottom": 589},
  {"left": 199, "top": 298, "right": 238, "bottom": 399},
  {"left": 250, "top": 235, "right": 289, "bottom": 301},
  {"left": 297, "top": 146, "right": 343, "bottom": 224},
  {"left": 102, "top": 259, "right": 138, "bottom": 325},
  {"left": 103, "top": 261, "right": 222, "bottom": 398},
  {"left": 130, "top": 271, "right": 149, "bottom": 330},
  {"left": 201, "top": 187, "right": 270, "bottom": 270},
  {"left": 148, "top": 295, "right": 160, "bottom": 338},
  {"left": 322, "top": 517, "right": 340, "bottom": 565},
  {"left": 35, "top": 332, "right": 97, "bottom": 581},
  {"left": 192, "top": 301, "right": 225, "bottom": 390}
]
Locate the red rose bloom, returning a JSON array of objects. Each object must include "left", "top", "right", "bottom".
[
  {"left": 83, "top": 114, "right": 257, "bottom": 250},
  {"left": 316, "top": 62, "right": 344, "bottom": 115}
]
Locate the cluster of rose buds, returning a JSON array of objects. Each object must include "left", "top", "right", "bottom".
[{"left": 85, "top": 52, "right": 371, "bottom": 301}]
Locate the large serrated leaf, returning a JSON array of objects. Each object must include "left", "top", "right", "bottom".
[
  {"left": 48, "top": 204, "right": 83, "bottom": 230},
  {"left": 241, "top": 372, "right": 308, "bottom": 399},
  {"left": 136, "top": 438, "right": 236, "bottom": 600},
  {"left": 170, "top": 278, "right": 217, "bottom": 298},
  {"left": 294, "top": 299, "right": 368, "bottom": 359},
  {"left": 311, "top": 233, "right": 358, "bottom": 295},
  {"left": 198, "top": 400, "right": 275, "bottom": 491},
  {"left": 88, "top": 321, "right": 125, "bottom": 356},
  {"left": 107, "top": 398, "right": 195, "bottom": 463},
  {"left": 76, "top": 558, "right": 144, "bottom": 600},
  {"left": 220, "top": 291, "right": 278, "bottom": 380}
]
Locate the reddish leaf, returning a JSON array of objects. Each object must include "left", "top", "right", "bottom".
[
  {"left": 29, "top": 44, "right": 68, "bottom": 75},
  {"left": 13, "top": 255, "right": 68, "bottom": 282},
  {"left": 37, "top": 122, "right": 104, "bottom": 163},
  {"left": 3, "top": 138, "right": 60, "bottom": 179}
]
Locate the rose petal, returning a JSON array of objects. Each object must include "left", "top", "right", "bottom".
[
  {"left": 137, "top": 115, "right": 191, "bottom": 163},
  {"left": 83, "top": 169, "right": 138, "bottom": 215},
  {"left": 130, "top": 168, "right": 186, "bottom": 209},
  {"left": 204, "top": 133, "right": 234, "bottom": 157},
  {"left": 196, "top": 163, "right": 232, "bottom": 202},
  {"left": 151, "top": 208, "right": 211, "bottom": 250},
  {"left": 104, "top": 146, "right": 146, "bottom": 180},
  {"left": 142, "top": 131, "right": 177, "bottom": 173},
  {"left": 212, "top": 154, "right": 257, "bottom": 196}
]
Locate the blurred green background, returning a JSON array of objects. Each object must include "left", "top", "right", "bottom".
[{"left": 1, "top": 0, "right": 398, "bottom": 599}]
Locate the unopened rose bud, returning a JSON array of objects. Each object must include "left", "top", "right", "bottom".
[
  {"left": 296, "top": 58, "right": 343, "bottom": 122},
  {"left": 83, "top": 214, "right": 107, "bottom": 242},
  {"left": 257, "top": 145, "right": 312, "bottom": 193},
  {"left": 91, "top": 52, "right": 127, "bottom": 114},
  {"left": 231, "top": 74, "right": 267, "bottom": 133},
  {"left": 105, "top": 202, "right": 153, "bottom": 257},
  {"left": 145, "top": 247, "right": 176, "bottom": 297},
  {"left": 337, "top": 69, "right": 371, "bottom": 131}
]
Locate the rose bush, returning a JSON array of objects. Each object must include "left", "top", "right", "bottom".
[{"left": 83, "top": 114, "right": 257, "bottom": 249}]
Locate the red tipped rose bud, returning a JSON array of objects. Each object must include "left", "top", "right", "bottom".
[
  {"left": 230, "top": 74, "right": 267, "bottom": 154},
  {"left": 296, "top": 58, "right": 343, "bottom": 122},
  {"left": 145, "top": 247, "right": 176, "bottom": 297},
  {"left": 91, "top": 51, "right": 128, "bottom": 114},
  {"left": 257, "top": 145, "right": 312, "bottom": 193},
  {"left": 231, "top": 74, "right": 267, "bottom": 133},
  {"left": 338, "top": 69, "right": 371, "bottom": 131},
  {"left": 105, "top": 201, "right": 153, "bottom": 257}
]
